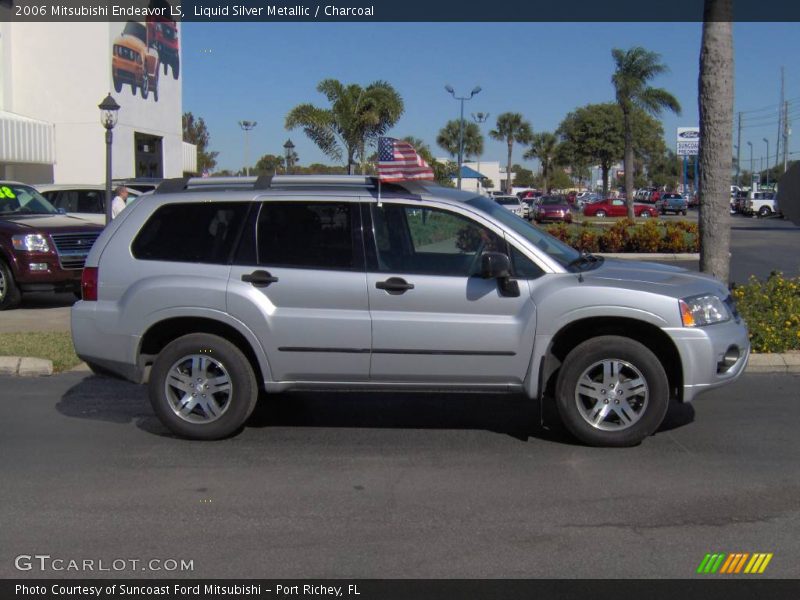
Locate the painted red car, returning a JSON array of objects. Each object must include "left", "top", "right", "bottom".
[{"left": 582, "top": 198, "right": 659, "bottom": 218}]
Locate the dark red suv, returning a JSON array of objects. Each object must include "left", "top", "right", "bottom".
[{"left": 0, "top": 182, "right": 103, "bottom": 310}]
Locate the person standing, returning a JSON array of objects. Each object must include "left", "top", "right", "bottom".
[{"left": 111, "top": 186, "right": 129, "bottom": 219}]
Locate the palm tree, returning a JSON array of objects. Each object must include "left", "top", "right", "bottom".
[
  {"left": 698, "top": 0, "right": 734, "bottom": 283},
  {"left": 436, "top": 121, "right": 484, "bottom": 161},
  {"left": 524, "top": 132, "right": 560, "bottom": 193},
  {"left": 285, "top": 79, "right": 404, "bottom": 175},
  {"left": 490, "top": 113, "right": 533, "bottom": 193},
  {"left": 612, "top": 47, "right": 681, "bottom": 218}
]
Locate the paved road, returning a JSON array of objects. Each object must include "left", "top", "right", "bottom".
[{"left": 1, "top": 372, "right": 798, "bottom": 579}]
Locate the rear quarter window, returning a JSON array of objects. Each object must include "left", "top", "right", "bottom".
[{"left": 132, "top": 202, "right": 250, "bottom": 264}]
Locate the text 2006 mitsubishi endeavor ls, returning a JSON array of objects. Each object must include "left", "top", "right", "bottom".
[{"left": 71, "top": 176, "right": 749, "bottom": 446}]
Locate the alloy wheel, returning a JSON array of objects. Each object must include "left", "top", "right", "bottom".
[
  {"left": 164, "top": 354, "right": 233, "bottom": 424},
  {"left": 574, "top": 359, "right": 649, "bottom": 431}
]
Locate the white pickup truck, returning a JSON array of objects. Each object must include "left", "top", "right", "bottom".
[{"left": 744, "top": 191, "right": 778, "bottom": 217}]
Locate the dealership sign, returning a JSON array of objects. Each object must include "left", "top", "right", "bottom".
[{"left": 677, "top": 127, "right": 700, "bottom": 156}]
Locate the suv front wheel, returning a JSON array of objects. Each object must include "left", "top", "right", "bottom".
[
  {"left": 148, "top": 333, "right": 258, "bottom": 440},
  {"left": 555, "top": 336, "right": 669, "bottom": 447},
  {"left": 0, "top": 259, "right": 21, "bottom": 310}
]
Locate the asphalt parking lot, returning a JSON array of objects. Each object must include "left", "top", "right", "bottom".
[{"left": 1, "top": 371, "right": 798, "bottom": 579}]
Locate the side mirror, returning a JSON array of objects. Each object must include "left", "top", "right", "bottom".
[{"left": 481, "top": 251, "right": 511, "bottom": 279}]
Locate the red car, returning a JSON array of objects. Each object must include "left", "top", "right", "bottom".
[
  {"left": 534, "top": 195, "right": 573, "bottom": 223},
  {"left": 582, "top": 198, "right": 659, "bottom": 218}
]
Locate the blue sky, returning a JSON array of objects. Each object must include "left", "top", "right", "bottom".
[{"left": 182, "top": 22, "right": 800, "bottom": 172}]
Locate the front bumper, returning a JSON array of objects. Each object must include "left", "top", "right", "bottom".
[{"left": 665, "top": 317, "right": 750, "bottom": 402}]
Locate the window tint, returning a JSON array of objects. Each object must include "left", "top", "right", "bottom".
[
  {"left": 509, "top": 245, "right": 545, "bottom": 279},
  {"left": 371, "top": 204, "right": 505, "bottom": 277},
  {"left": 257, "top": 202, "right": 357, "bottom": 270},
  {"left": 132, "top": 202, "right": 249, "bottom": 264},
  {"left": 78, "top": 191, "right": 104, "bottom": 213}
]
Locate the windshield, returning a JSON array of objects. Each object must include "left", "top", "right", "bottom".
[
  {"left": 495, "top": 197, "right": 519, "bottom": 206},
  {"left": 467, "top": 196, "right": 581, "bottom": 269},
  {"left": 0, "top": 184, "right": 59, "bottom": 216},
  {"left": 540, "top": 196, "right": 565, "bottom": 205}
]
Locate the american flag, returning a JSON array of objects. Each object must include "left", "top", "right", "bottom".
[{"left": 377, "top": 137, "right": 434, "bottom": 182}]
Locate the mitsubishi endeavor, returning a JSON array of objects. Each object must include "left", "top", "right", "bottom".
[{"left": 71, "top": 176, "right": 749, "bottom": 446}]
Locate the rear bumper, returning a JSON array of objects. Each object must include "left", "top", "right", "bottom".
[
  {"left": 71, "top": 301, "right": 144, "bottom": 383},
  {"left": 665, "top": 318, "right": 750, "bottom": 403}
]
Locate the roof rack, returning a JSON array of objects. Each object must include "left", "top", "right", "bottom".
[{"left": 153, "top": 174, "right": 433, "bottom": 196}]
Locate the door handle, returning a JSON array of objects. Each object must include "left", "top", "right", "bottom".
[
  {"left": 376, "top": 277, "right": 414, "bottom": 294},
  {"left": 242, "top": 270, "right": 279, "bottom": 287}
]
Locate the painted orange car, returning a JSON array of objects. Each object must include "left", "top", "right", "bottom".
[{"left": 112, "top": 21, "right": 160, "bottom": 101}]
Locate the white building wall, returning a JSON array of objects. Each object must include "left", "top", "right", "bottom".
[{"left": 2, "top": 21, "right": 186, "bottom": 184}]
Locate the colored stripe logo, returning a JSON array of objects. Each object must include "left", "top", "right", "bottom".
[{"left": 697, "top": 552, "right": 773, "bottom": 574}]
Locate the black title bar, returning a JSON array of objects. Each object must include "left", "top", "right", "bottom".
[{"left": 3, "top": 0, "right": 800, "bottom": 22}]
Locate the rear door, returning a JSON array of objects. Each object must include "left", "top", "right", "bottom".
[
  {"left": 363, "top": 201, "right": 537, "bottom": 385},
  {"left": 227, "top": 198, "right": 371, "bottom": 383}
]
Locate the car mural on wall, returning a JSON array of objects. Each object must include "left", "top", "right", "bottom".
[
  {"left": 147, "top": 17, "right": 180, "bottom": 79},
  {"left": 112, "top": 21, "right": 160, "bottom": 102}
]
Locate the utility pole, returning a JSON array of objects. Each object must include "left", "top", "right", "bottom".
[
  {"left": 471, "top": 111, "right": 490, "bottom": 194},
  {"left": 735, "top": 111, "right": 742, "bottom": 187},
  {"left": 776, "top": 67, "right": 784, "bottom": 170},
  {"left": 784, "top": 100, "right": 790, "bottom": 172}
]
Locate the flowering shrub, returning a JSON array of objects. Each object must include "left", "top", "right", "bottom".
[
  {"left": 732, "top": 273, "right": 800, "bottom": 353},
  {"left": 543, "top": 220, "right": 699, "bottom": 253}
]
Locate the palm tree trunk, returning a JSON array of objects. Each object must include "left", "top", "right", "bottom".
[
  {"left": 623, "top": 108, "right": 635, "bottom": 219},
  {"left": 698, "top": 0, "right": 734, "bottom": 283},
  {"left": 347, "top": 147, "right": 355, "bottom": 175},
  {"left": 506, "top": 140, "right": 513, "bottom": 193}
]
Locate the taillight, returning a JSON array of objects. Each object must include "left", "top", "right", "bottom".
[{"left": 81, "top": 267, "right": 98, "bottom": 301}]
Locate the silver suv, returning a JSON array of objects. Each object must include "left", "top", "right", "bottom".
[{"left": 72, "top": 176, "right": 749, "bottom": 446}]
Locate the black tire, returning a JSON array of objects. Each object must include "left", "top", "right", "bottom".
[
  {"left": 148, "top": 333, "right": 258, "bottom": 440},
  {"left": 0, "top": 259, "right": 22, "bottom": 311},
  {"left": 172, "top": 60, "right": 179, "bottom": 79},
  {"left": 163, "top": 62, "right": 168, "bottom": 76},
  {"left": 595, "top": 210, "right": 607, "bottom": 218},
  {"left": 113, "top": 77, "right": 122, "bottom": 93},
  {"left": 758, "top": 206, "right": 771, "bottom": 218},
  {"left": 681, "top": 210, "right": 687, "bottom": 216},
  {"left": 555, "top": 335, "right": 669, "bottom": 447},
  {"left": 130, "top": 82, "right": 137, "bottom": 95}
]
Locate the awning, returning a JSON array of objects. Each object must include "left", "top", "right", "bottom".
[
  {"left": 458, "top": 165, "right": 485, "bottom": 179},
  {"left": 0, "top": 111, "right": 55, "bottom": 164}
]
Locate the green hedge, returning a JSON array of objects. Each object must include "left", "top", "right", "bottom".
[
  {"left": 543, "top": 219, "right": 699, "bottom": 253},
  {"left": 732, "top": 273, "right": 800, "bottom": 353}
]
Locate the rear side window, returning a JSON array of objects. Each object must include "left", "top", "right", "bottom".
[
  {"left": 132, "top": 202, "right": 249, "bottom": 264},
  {"left": 257, "top": 201, "right": 358, "bottom": 270}
]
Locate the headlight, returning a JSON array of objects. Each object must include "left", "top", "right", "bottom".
[
  {"left": 12, "top": 234, "right": 50, "bottom": 253},
  {"left": 679, "top": 295, "right": 731, "bottom": 327}
]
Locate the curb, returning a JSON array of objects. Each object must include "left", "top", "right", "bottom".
[
  {"left": 747, "top": 353, "right": 800, "bottom": 374},
  {"left": 596, "top": 252, "right": 699, "bottom": 261},
  {"left": 0, "top": 356, "right": 53, "bottom": 377}
]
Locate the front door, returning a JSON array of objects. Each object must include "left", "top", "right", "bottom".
[
  {"left": 227, "top": 199, "right": 371, "bottom": 382},
  {"left": 363, "top": 202, "right": 536, "bottom": 385}
]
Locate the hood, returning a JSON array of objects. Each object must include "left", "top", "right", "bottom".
[
  {"left": 1, "top": 214, "right": 104, "bottom": 234},
  {"left": 582, "top": 258, "right": 729, "bottom": 299}
]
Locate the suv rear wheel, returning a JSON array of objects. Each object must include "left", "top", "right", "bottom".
[
  {"left": 148, "top": 333, "right": 258, "bottom": 440},
  {"left": 555, "top": 336, "right": 669, "bottom": 447},
  {"left": 0, "top": 259, "right": 22, "bottom": 310}
]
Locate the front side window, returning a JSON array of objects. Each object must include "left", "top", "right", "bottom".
[
  {"left": 257, "top": 201, "right": 357, "bottom": 270},
  {"left": 371, "top": 204, "right": 505, "bottom": 277},
  {"left": 132, "top": 202, "right": 249, "bottom": 264},
  {"left": 0, "top": 184, "right": 58, "bottom": 215}
]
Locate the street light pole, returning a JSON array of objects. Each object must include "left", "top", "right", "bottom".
[
  {"left": 283, "top": 139, "right": 295, "bottom": 175},
  {"left": 762, "top": 138, "right": 770, "bottom": 187},
  {"left": 238, "top": 120, "right": 257, "bottom": 176},
  {"left": 471, "top": 111, "right": 489, "bottom": 194},
  {"left": 98, "top": 93, "right": 120, "bottom": 226},
  {"left": 445, "top": 85, "right": 481, "bottom": 190},
  {"left": 747, "top": 141, "right": 753, "bottom": 190}
]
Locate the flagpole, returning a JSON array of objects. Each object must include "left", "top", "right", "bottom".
[{"left": 377, "top": 178, "right": 382, "bottom": 207}]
